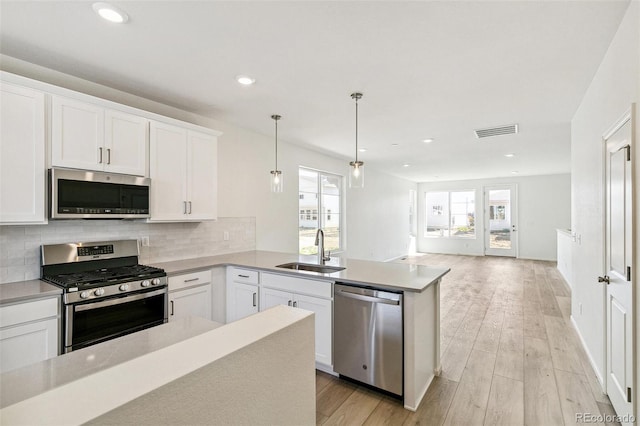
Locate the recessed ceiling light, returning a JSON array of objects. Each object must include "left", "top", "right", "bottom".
[
  {"left": 504, "top": 153, "right": 515, "bottom": 158},
  {"left": 92, "top": 2, "right": 129, "bottom": 23},
  {"left": 358, "top": 148, "right": 367, "bottom": 152},
  {"left": 236, "top": 75, "right": 256, "bottom": 85},
  {"left": 402, "top": 164, "right": 410, "bottom": 168},
  {"left": 423, "top": 138, "right": 434, "bottom": 144},
  {"left": 511, "top": 170, "right": 519, "bottom": 174}
]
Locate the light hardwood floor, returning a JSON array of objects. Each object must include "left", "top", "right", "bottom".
[{"left": 316, "top": 254, "right": 619, "bottom": 426}]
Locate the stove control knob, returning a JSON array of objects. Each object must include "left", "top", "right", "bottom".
[
  {"left": 119, "top": 284, "right": 129, "bottom": 291},
  {"left": 94, "top": 288, "right": 105, "bottom": 296},
  {"left": 151, "top": 278, "right": 161, "bottom": 286},
  {"left": 80, "top": 291, "right": 90, "bottom": 299},
  {"left": 141, "top": 280, "right": 151, "bottom": 287}
]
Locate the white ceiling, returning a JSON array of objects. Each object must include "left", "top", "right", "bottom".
[{"left": 0, "top": 1, "right": 630, "bottom": 182}]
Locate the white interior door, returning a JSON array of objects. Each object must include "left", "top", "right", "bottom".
[
  {"left": 484, "top": 184, "right": 518, "bottom": 257},
  {"left": 604, "top": 110, "right": 634, "bottom": 424}
]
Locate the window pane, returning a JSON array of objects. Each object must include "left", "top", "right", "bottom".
[
  {"left": 299, "top": 169, "right": 319, "bottom": 254},
  {"left": 299, "top": 168, "right": 343, "bottom": 254},
  {"left": 323, "top": 214, "right": 340, "bottom": 252},
  {"left": 450, "top": 191, "right": 475, "bottom": 238},
  {"left": 299, "top": 169, "right": 318, "bottom": 192},
  {"left": 425, "top": 192, "right": 449, "bottom": 237},
  {"left": 321, "top": 174, "right": 341, "bottom": 196}
]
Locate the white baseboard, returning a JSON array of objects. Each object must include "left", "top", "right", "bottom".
[{"left": 570, "top": 315, "right": 605, "bottom": 390}]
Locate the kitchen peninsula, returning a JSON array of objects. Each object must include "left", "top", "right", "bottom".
[
  {"left": 152, "top": 250, "right": 450, "bottom": 411},
  {"left": 0, "top": 250, "right": 449, "bottom": 422}
]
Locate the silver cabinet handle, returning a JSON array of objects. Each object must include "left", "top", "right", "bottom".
[
  {"left": 184, "top": 278, "right": 199, "bottom": 283},
  {"left": 252, "top": 292, "right": 257, "bottom": 307},
  {"left": 98, "top": 147, "right": 103, "bottom": 164},
  {"left": 107, "top": 148, "right": 111, "bottom": 164},
  {"left": 188, "top": 201, "right": 192, "bottom": 214},
  {"left": 238, "top": 274, "right": 250, "bottom": 278},
  {"left": 170, "top": 300, "right": 174, "bottom": 316},
  {"left": 183, "top": 201, "right": 187, "bottom": 214},
  {"left": 337, "top": 289, "right": 400, "bottom": 305}
]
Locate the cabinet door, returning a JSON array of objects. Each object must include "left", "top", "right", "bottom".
[
  {"left": 104, "top": 110, "right": 148, "bottom": 176},
  {"left": 51, "top": 96, "right": 104, "bottom": 171},
  {"left": 227, "top": 282, "right": 259, "bottom": 323},
  {"left": 187, "top": 130, "right": 217, "bottom": 220},
  {"left": 0, "top": 83, "right": 46, "bottom": 224},
  {"left": 0, "top": 317, "right": 58, "bottom": 373},
  {"left": 169, "top": 284, "right": 212, "bottom": 322},
  {"left": 261, "top": 287, "right": 293, "bottom": 311},
  {"left": 295, "top": 294, "right": 332, "bottom": 366},
  {"left": 149, "top": 121, "right": 187, "bottom": 221}
]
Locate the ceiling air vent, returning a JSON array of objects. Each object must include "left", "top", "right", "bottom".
[{"left": 474, "top": 124, "right": 519, "bottom": 139}]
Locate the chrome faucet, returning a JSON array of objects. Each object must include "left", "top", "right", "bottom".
[{"left": 315, "top": 229, "right": 331, "bottom": 264}]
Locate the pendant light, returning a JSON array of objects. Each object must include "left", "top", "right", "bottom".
[
  {"left": 270, "top": 114, "right": 283, "bottom": 193},
  {"left": 349, "top": 92, "right": 364, "bottom": 188}
]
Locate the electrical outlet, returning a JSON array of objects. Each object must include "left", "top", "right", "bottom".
[
  {"left": 223, "top": 231, "right": 229, "bottom": 241},
  {"left": 140, "top": 236, "right": 150, "bottom": 247}
]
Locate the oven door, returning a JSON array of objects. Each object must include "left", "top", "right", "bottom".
[{"left": 64, "top": 287, "right": 167, "bottom": 352}]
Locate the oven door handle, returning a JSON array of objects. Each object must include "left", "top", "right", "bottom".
[{"left": 74, "top": 288, "right": 167, "bottom": 312}]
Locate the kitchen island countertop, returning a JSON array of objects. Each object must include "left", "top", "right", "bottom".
[{"left": 152, "top": 250, "right": 450, "bottom": 293}]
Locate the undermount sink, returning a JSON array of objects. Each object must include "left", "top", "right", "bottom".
[{"left": 276, "top": 262, "right": 345, "bottom": 274}]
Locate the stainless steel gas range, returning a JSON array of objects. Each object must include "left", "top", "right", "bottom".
[{"left": 41, "top": 240, "right": 168, "bottom": 353}]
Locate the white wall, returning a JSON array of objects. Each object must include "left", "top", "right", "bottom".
[
  {"left": 0, "top": 55, "right": 416, "bottom": 264},
  {"left": 570, "top": 1, "right": 639, "bottom": 396},
  {"left": 417, "top": 174, "right": 571, "bottom": 261}
]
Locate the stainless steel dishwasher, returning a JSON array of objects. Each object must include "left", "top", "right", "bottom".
[{"left": 333, "top": 283, "right": 403, "bottom": 396}]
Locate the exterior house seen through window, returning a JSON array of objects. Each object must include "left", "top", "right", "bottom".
[
  {"left": 299, "top": 167, "right": 343, "bottom": 255},
  {"left": 425, "top": 190, "right": 476, "bottom": 238}
]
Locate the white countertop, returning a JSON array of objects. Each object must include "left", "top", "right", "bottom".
[
  {"left": 0, "top": 279, "right": 61, "bottom": 306},
  {"left": 0, "top": 316, "right": 222, "bottom": 410},
  {"left": 152, "top": 250, "right": 450, "bottom": 292}
]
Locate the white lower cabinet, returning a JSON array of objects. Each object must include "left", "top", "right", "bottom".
[
  {"left": 168, "top": 270, "right": 212, "bottom": 322},
  {"left": 169, "top": 285, "right": 212, "bottom": 322},
  {"left": 0, "top": 297, "right": 59, "bottom": 373},
  {"left": 226, "top": 268, "right": 260, "bottom": 323},
  {"left": 260, "top": 273, "right": 333, "bottom": 367}
]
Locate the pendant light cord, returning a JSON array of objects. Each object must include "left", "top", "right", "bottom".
[
  {"left": 355, "top": 97, "right": 359, "bottom": 162},
  {"left": 275, "top": 118, "right": 278, "bottom": 170}
]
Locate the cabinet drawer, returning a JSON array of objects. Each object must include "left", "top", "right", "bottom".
[
  {"left": 168, "top": 270, "right": 212, "bottom": 292},
  {"left": 261, "top": 273, "right": 332, "bottom": 299},
  {"left": 0, "top": 297, "right": 59, "bottom": 329},
  {"left": 228, "top": 267, "right": 259, "bottom": 284}
]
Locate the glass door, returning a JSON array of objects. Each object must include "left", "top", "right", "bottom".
[{"left": 484, "top": 184, "right": 517, "bottom": 257}]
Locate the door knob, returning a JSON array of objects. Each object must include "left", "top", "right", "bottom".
[{"left": 598, "top": 275, "right": 610, "bottom": 284}]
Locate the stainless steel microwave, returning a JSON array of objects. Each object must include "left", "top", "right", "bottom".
[{"left": 49, "top": 168, "right": 151, "bottom": 219}]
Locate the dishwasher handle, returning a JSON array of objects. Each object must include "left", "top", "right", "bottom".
[{"left": 337, "top": 288, "right": 400, "bottom": 305}]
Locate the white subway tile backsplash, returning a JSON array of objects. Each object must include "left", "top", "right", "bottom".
[{"left": 0, "top": 217, "right": 256, "bottom": 284}]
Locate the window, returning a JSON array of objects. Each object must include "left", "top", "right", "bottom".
[
  {"left": 299, "top": 168, "right": 343, "bottom": 254},
  {"left": 425, "top": 190, "right": 475, "bottom": 238}
]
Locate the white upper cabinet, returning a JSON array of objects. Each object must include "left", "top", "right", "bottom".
[
  {"left": 52, "top": 96, "right": 147, "bottom": 176},
  {"left": 104, "top": 110, "right": 148, "bottom": 176},
  {"left": 187, "top": 130, "right": 217, "bottom": 220},
  {"left": 0, "top": 82, "right": 46, "bottom": 224},
  {"left": 149, "top": 121, "right": 217, "bottom": 222}
]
